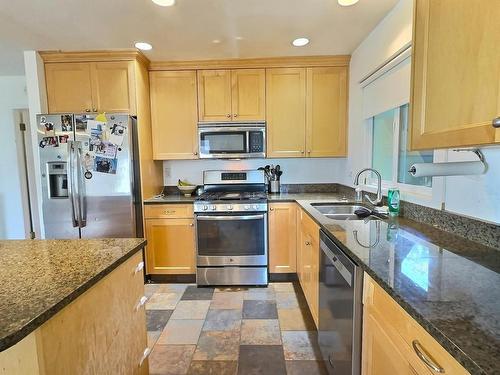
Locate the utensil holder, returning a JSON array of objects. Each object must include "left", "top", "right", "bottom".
[{"left": 270, "top": 180, "right": 280, "bottom": 193}]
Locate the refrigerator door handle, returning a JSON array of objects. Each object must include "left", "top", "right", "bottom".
[
  {"left": 67, "top": 141, "right": 79, "bottom": 227},
  {"left": 76, "top": 143, "right": 87, "bottom": 227}
]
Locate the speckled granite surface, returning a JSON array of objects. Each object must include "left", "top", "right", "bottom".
[
  {"left": 295, "top": 198, "right": 499, "bottom": 375},
  {"left": 0, "top": 238, "right": 146, "bottom": 352}
]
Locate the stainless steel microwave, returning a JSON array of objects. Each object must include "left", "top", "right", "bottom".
[{"left": 198, "top": 122, "right": 266, "bottom": 159}]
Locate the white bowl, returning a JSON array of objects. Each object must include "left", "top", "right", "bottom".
[{"left": 177, "top": 185, "right": 197, "bottom": 197}]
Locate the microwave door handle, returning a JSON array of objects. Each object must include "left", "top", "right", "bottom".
[
  {"left": 76, "top": 143, "right": 87, "bottom": 227},
  {"left": 246, "top": 131, "right": 250, "bottom": 153},
  {"left": 67, "top": 142, "right": 78, "bottom": 227},
  {"left": 196, "top": 214, "right": 265, "bottom": 221}
]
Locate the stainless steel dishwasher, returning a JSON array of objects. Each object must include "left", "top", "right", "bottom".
[{"left": 318, "top": 230, "right": 363, "bottom": 375}]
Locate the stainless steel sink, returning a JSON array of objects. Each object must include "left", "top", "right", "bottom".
[{"left": 310, "top": 202, "right": 378, "bottom": 221}]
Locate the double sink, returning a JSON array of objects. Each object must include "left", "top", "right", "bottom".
[{"left": 311, "top": 202, "right": 383, "bottom": 221}]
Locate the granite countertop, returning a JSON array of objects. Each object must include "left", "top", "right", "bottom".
[
  {"left": 144, "top": 194, "right": 197, "bottom": 204},
  {"left": 0, "top": 238, "right": 146, "bottom": 352},
  {"left": 143, "top": 191, "right": 500, "bottom": 373},
  {"left": 295, "top": 198, "right": 499, "bottom": 375}
]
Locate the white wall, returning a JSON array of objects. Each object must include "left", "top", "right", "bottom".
[
  {"left": 345, "top": 0, "right": 500, "bottom": 224},
  {"left": 163, "top": 158, "right": 345, "bottom": 186},
  {"left": 0, "top": 76, "right": 29, "bottom": 239}
]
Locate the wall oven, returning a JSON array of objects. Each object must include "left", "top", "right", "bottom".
[{"left": 198, "top": 122, "right": 266, "bottom": 159}]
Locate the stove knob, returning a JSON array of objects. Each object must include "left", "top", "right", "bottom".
[
  {"left": 227, "top": 205, "right": 233, "bottom": 210},
  {"left": 244, "top": 205, "right": 250, "bottom": 210},
  {"left": 203, "top": 205, "right": 208, "bottom": 211},
  {"left": 211, "top": 205, "right": 217, "bottom": 211}
]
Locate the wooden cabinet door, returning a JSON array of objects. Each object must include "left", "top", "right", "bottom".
[
  {"left": 362, "top": 312, "right": 421, "bottom": 375},
  {"left": 91, "top": 61, "right": 135, "bottom": 114},
  {"left": 150, "top": 71, "right": 198, "bottom": 159},
  {"left": 306, "top": 67, "right": 348, "bottom": 157},
  {"left": 197, "top": 70, "right": 232, "bottom": 121},
  {"left": 145, "top": 218, "right": 195, "bottom": 274},
  {"left": 45, "top": 62, "right": 93, "bottom": 113},
  {"left": 231, "top": 69, "right": 266, "bottom": 121},
  {"left": 266, "top": 68, "right": 306, "bottom": 157},
  {"left": 268, "top": 203, "right": 297, "bottom": 273},
  {"left": 410, "top": 0, "right": 500, "bottom": 150}
]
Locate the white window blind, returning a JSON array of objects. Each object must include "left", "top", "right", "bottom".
[{"left": 362, "top": 55, "right": 411, "bottom": 120}]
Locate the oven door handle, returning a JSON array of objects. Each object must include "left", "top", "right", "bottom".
[{"left": 196, "top": 214, "right": 265, "bottom": 221}]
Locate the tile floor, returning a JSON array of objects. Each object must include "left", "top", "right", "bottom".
[{"left": 145, "top": 282, "right": 327, "bottom": 375}]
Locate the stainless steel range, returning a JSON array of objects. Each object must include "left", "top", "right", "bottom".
[{"left": 194, "top": 170, "right": 268, "bottom": 286}]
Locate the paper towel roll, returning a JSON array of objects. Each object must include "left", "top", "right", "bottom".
[{"left": 408, "top": 161, "right": 486, "bottom": 177}]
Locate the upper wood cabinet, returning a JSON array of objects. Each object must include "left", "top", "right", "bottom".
[
  {"left": 197, "top": 69, "right": 265, "bottom": 122},
  {"left": 410, "top": 0, "right": 500, "bottom": 150},
  {"left": 266, "top": 67, "right": 348, "bottom": 158},
  {"left": 266, "top": 68, "right": 307, "bottom": 157},
  {"left": 231, "top": 69, "right": 266, "bottom": 121},
  {"left": 45, "top": 61, "right": 135, "bottom": 114},
  {"left": 306, "top": 67, "right": 348, "bottom": 157},
  {"left": 197, "top": 70, "right": 232, "bottom": 121},
  {"left": 150, "top": 71, "right": 199, "bottom": 159},
  {"left": 268, "top": 203, "right": 297, "bottom": 273},
  {"left": 45, "top": 63, "right": 93, "bottom": 114}
]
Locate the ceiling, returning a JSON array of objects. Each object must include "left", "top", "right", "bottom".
[{"left": 0, "top": 0, "right": 398, "bottom": 75}]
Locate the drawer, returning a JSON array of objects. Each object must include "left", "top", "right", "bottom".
[
  {"left": 299, "top": 208, "right": 319, "bottom": 240},
  {"left": 364, "top": 274, "right": 470, "bottom": 375},
  {"left": 144, "top": 204, "right": 194, "bottom": 219}
]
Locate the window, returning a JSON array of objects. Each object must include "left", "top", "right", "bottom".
[{"left": 370, "top": 104, "right": 433, "bottom": 188}]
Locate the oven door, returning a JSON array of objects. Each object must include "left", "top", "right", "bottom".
[
  {"left": 199, "top": 128, "right": 248, "bottom": 158},
  {"left": 196, "top": 213, "right": 268, "bottom": 266}
]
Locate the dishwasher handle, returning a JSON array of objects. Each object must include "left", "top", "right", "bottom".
[{"left": 320, "top": 239, "right": 353, "bottom": 287}]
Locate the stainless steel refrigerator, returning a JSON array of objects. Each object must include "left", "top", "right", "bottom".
[{"left": 36, "top": 113, "right": 142, "bottom": 239}]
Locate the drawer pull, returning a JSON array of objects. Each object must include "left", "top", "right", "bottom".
[
  {"left": 164, "top": 210, "right": 176, "bottom": 214},
  {"left": 135, "top": 295, "right": 148, "bottom": 311},
  {"left": 305, "top": 241, "right": 311, "bottom": 246},
  {"left": 412, "top": 340, "right": 445, "bottom": 373},
  {"left": 139, "top": 347, "right": 152, "bottom": 367},
  {"left": 134, "top": 261, "right": 145, "bottom": 275}
]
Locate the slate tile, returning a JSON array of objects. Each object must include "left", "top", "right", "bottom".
[
  {"left": 187, "top": 361, "right": 237, "bottom": 375},
  {"left": 181, "top": 286, "right": 215, "bottom": 300},
  {"left": 203, "top": 309, "right": 242, "bottom": 331},
  {"left": 192, "top": 330, "right": 240, "bottom": 361},
  {"left": 170, "top": 301, "right": 211, "bottom": 320},
  {"left": 148, "top": 344, "right": 195, "bottom": 375},
  {"left": 242, "top": 300, "right": 278, "bottom": 319},
  {"left": 238, "top": 345, "right": 286, "bottom": 375},
  {"left": 147, "top": 310, "right": 173, "bottom": 332},
  {"left": 282, "top": 331, "right": 322, "bottom": 360},
  {"left": 285, "top": 360, "right": 329, "bottom": 375},
  {"left": 240, "top": 319, "right": 281, "bottom": 345},
  {"left": 157, "top": 319, "right": 204, "bottom": 345},
  {"left": 278, "top": 308, "right": 316, "bottom": 331}
]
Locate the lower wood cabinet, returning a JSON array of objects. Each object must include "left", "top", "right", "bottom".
[
  {"left": 362, "top": 274, "right": 470, "bottom": 375},
  {"left": 0, "top": 252, "right": 148, "bottom": 375},
  {"left": 144, "top": 204, "right": 196, "bottom": 275},
  {"left": 268, "top": 202, "right": 297, "bottom": 273},
  {"left": 297, "top": 207, "right": 320, "bottom": 327}
]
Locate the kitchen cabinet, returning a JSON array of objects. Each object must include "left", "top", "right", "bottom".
[
  {"left": 363, "top": 274, "right": 470, "bottom": 375},
  {"left": 266, "top": 67, "right": 348, "bottom": 158},
  {"left": 45, "top": 61, "right": 135, "bottom": 114},
  {"left": 150, "top": 71, "right": 199, "bottom": 159},
  {"left": 306, "top": 67, "right": 348, "bottom": 157},
  {"left": 268, "top": 202, "right": 297, "bottom": 273},
  {"left": 0, "top": 252, "right": 149, "bottom": 375},
  {"left": 297, "top": 207, "right": 319, "bottom": 327},
  {"left": 197, "top": 69, "right": 265, "bottom": 122},
  {"left": 266, "top": 68, "right": 307, "bottom": 157},
  {"left": 144, "top": 204, "right": 196, "bottom": 275},
  {"left": 410, "top": 0, "right": 500, "bottom": 150}
]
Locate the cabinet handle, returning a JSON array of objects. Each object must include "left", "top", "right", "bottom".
[
  {"left": 269, "top": 207, "right": 274, "bottom": 211},
  {"left": 300, "top": 150, "right": 305, "bottom": 154},
  {"left": 226, "top": 114, "right": 231, "bottom": 118},
  {"left": 233, "top": 114, "right": 238, "bottom": 118},
  {"left": 164, "top": 210, "right": 176, "bottom": 215},
  {"left": 135, "top": 295, "right": 148, "bottom": 311},
  {"left": 190, "top": 223, "right": 194, "bottom": 226},
  {"left": 305, "top": 241, "right": 311, "bottom": 246},
  {"left": 139, "top": 347, "right": 152, "bottom": 367},
  {"left": 307, "top": 150, "right": 311, "bottom": 154},
  {"left": 133, "top": 261, "right": 145, "bottom": 275},
  {"left": 92, "top": 108, "right": 97, "bottom": 112},
  {"left": 412, "top": 340, "right": 445, "bottom": 373},
  {"left": 493, "top": 117, "right": 500, "bottom": 128},
  {"left": 85, "top": 109, "right": 91, "bottom": 112},
  {"left": 193, "top": 151, "right": 198, "bottom": 156}
]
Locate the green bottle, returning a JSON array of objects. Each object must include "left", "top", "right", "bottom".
[{"left": 388, "top": 186, "right": 400, "bottom": 216}]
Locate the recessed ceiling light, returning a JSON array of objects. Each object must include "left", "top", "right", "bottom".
[
  {"left": 135, "top": 42, "right": 153, "bottom": 51},
  {"left": 338, "top": 0, "right": 359, "bottom": 6},
  {"left": 292, "top": 38, "right": 309, "bottom": 47},
  {"left": 152, "top": 0, "right": 175, "bottom": 6}
]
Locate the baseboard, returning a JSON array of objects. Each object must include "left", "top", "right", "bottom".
[
  {"left": 147, "top": 274, "right": 196, "bottom": 283},
  {"left": 269, "top": 273, "right": 298, "bottom": 282}
]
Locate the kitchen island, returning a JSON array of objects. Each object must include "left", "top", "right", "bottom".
[{"left": 0, "top": 238, "right": 148, "bottom": 375}]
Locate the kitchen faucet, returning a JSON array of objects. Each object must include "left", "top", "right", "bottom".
[{"left": 353, "top": 168, "right": 383, "bottom": 206}]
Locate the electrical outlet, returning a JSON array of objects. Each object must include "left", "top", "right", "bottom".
[{"left": 164, "top": 167, "right": 171, "bottom": 178}]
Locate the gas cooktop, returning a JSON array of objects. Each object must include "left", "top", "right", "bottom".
[{"left": 196, "top": 191, "right": 267, "bottom": 202}]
